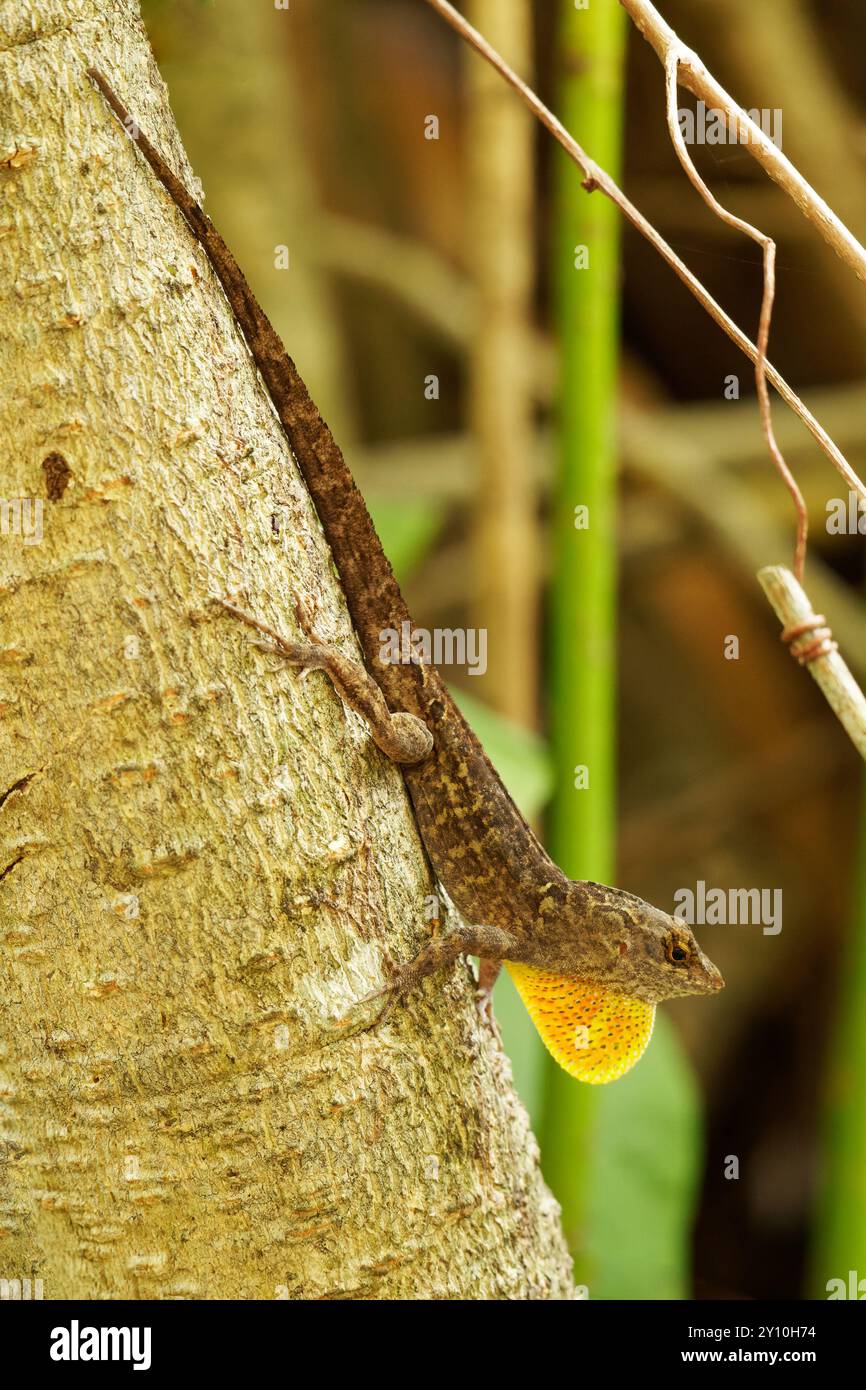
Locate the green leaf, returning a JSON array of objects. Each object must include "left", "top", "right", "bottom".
[
  {"left": 582, "top": 1013, "right": 704, "bottom": 1299},
  {"left": 491, "top": 969, "right": 548, "bottom": 1124},
  {"left": 810, "top": 792, "right": 866, "bottom": 1292},
  {"left": 367, "top": 497, "right": 445, "bottom": 584}
]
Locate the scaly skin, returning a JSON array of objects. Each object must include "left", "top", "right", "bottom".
[{"left": 88, "top": 71, "right": 723, "bottom": 1081}]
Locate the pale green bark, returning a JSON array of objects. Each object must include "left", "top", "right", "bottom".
[{"left": 0, "top": 0, "right": 572, "bottom": 1299}]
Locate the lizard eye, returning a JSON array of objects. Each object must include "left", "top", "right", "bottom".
[{"left": 665, "top": 933, "right": 691, "bottom": 964}]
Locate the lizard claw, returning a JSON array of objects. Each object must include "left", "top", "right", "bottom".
[
  {"left": 341, "top": 980, "right": 400, "bottom": 1033},
  {"left": 475, "top": 983, "right": 495, "bottom": 1025},
  {"left": 248, "top": 638, "right": 290, "bottom": 669},
  {"left": 294, "top": 595, "right": 323, "bottom": 643},
  {"left": 475, "top": 984, "right": 502, "bottom": 1041},
  {"left": 341, "top": 950, "right": 403, "bottom": 1031},
  {"left": 361, "top": 988, "right": 398, "bottom": 1028}
]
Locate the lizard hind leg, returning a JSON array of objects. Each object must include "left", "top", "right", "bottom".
[
  {"left": 506, "top": 962, "right": 655, "bottom": 1085},
  {"left": 214, "top": 597, "right": 433, "bottom": 764}
]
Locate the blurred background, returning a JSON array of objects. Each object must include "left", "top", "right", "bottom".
[{"left": 141, "top": 0, "right": 866, "bottom": 1299}]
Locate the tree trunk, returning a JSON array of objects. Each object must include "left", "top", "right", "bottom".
[{"left": 0, "top": 0, "right": 573, "bottom": 1299}]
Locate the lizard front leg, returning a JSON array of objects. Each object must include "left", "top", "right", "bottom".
[
  {"left": 360, "top": 923, "right": 517, "bottom": 1026},
  {"left": 214, "top": 598, "right": 433, "bottom": 764}
]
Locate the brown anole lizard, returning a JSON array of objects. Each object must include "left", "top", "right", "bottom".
[{"left": 87, "top": 68, "right": 723, "bottom": 1084}]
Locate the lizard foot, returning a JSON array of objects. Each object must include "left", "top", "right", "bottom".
[
  {"left": 475, "top": 958, "right": 502, "bottom": 1036},
  {"left": 214, "top": 593, "right": 433, "bottom": 765},
  {"left": 353, "top": 981, "right": 401, "bottom": 1031},
  {"left": 345, "top": 928, "right": 517, "bottom": 1035}
]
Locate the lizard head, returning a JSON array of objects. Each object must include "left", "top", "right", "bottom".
[
  {"left": 506, "top": 884, "right": 723, "bottom": 1084},
  {"left": 607, "top": 896, "right": 723, "bottom": 1004},
  {"left": 526, "top": 879, "right": 724, "bottom": 1006},
  {"left": 584, "top": 885, "right": 724, "bottom": 1005}
]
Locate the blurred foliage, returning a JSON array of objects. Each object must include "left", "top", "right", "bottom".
[
  {"left": 810, "top": 793, "right": 866, "bottom": 1293},
  {"left": 144, "top": 0, "right": 866, "bottom": 1300},
  {"left": 584, "top": 1014, "right": 703, "bottom": 1299},
  {"left": 368, "top": 497, "right": 446, "bottom": 583},
  {"left": 539, "top": 0, "right": 703, "bottom": 1301}
]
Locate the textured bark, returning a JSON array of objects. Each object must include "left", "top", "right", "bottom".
[{"left": 0, "top": 0, "right": 573, "bottom": 1298}]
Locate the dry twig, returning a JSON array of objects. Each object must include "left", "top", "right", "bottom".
[
  {"left": 422, "top": 0, "right": 866, "bottom": 510},
  {"left": 423, "top": 0, "right": 866, "bottom": 747},
  {"left": 620, "top": 0, "right": 866, "bottom": 285},
  {"left": 662, "top": 53, "right": 808, "bottom": 580},
  {"left": 759, "top": 567, "right": 866, "bottom": 763}
]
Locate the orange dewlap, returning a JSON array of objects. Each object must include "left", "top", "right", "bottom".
[{"left": 505, "top": 961, "right": 656, "bottom": 1084}]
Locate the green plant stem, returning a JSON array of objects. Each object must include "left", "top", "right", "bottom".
[
  {"left": 539, "top": 0, "right": 626, "bottom": 1268},
  {"left": 811, "top": 795, "right": 866, "bottom": 1294}
]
